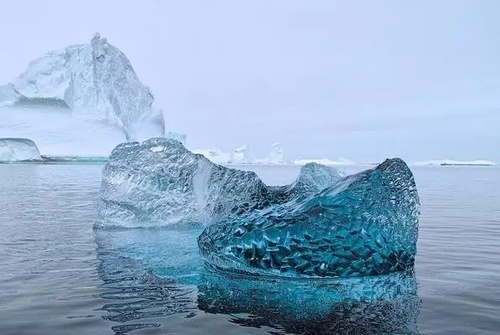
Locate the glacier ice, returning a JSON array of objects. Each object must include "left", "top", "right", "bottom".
[
  {"left": 97, "top": 137, "right": 419, "bottom": 278},
  {"left": 294, "top": 157, "right": 356, "bottom": 166},
  {"left": 269, "top": 142, "right": 287, "bottom": 164},
  {"left": 192, "top": 148, "right": 232, "bottom": 165},
  {"left": 0, "top": 33, "right": 166, "bottom": 156},
  {"left": 230, "top": 144, "right": 252, "bottom": 164},
  {"left": 0, "top": 138, "right": 43, "bottom": 162},
  {"left": 97, "top": 137, "right": 342, "bottom": 228},
  {"left": 193, "top": 144, "right": 252, "bottom": 165},
  {"left": 261, "top": 142, "right": 288, "bottom": 164},
  {"left": 198, "top": 158, "right": 420, "bottom": 278}
]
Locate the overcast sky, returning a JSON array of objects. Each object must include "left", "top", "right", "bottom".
[{"left": 1, "top": 0, "right": 499, "bottom": 162}]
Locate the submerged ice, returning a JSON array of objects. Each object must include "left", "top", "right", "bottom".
[{"left": 98, "top": 138, "right": 419, "bottom": 278}]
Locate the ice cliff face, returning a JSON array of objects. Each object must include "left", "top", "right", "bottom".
[
  {"left": 0, "top": 33, "right": 165, "bottom": 155},
  {"left": 0, "top": 138, "right": 42, "bottom": 162}
]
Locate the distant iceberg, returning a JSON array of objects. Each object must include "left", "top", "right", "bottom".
[
  {"left": 0, "top": 33, "right": 166, "bottom": 156},
  {"left": 294, "top": 157, "right": 356, "bottom": 166},
  {"left": 413, "top": 159, "right": 495, "bottom": 166},
  {"left": 0, "top": 138, "right": 43, "bottom": 162},
  {"left": 230, "top": 144, "right": 252, "bottom": 164},
  {"left": 192, "top": 148, "right": 232, "bottom": 165},
  {"left": 193, "top": 144, "right": 252, "bottom": 165},
  {"left": 254, "top": 142, "right": 289, "bottom": 165}
]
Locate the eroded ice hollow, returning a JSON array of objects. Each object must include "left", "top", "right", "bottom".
[{"left": 97, "top": 138, "right": 420, "bottom": 278}]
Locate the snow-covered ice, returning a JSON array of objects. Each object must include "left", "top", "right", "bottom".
[
  {"left": 230, "top": 144, "right": 252, "bottom": 164},
  {"left": 294, "top": 157, "right": 356, "bottom": 166},
  {"left": 0, "top": 33, "right": 166, "bottom": 156},
  {"left": 0, "top": 138, "right": 42, "bottom": 162},
  {"left": 192, "top": 148, "right": 232, "bottom": 165},
  {"left": 254, "top": 142, "right": 288, "bottom": 165}
]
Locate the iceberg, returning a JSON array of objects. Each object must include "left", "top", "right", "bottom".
[
  {"left": 97, "top": 138, "right": 342, "bottom": 228},
  {"left": 0, "top": 138, "right": 43, "bottom": 162},
  {"left": 98, "top": 138, "right": 419, "bottom": 278},
  {"left": 255, "top": 142, "right": 288, "bottom": 165},
  {"left": 191, "top": 148, "right": 232, "bottom": 165},
  {"left": 193, "top": 144, "right": 252, "bottom": 165},
  {"left": 198, "top": 158, "right": 420, "bottom": 278},
  {"left": 0, "top": 33, "right": 165, "bottom": 156},
  {"left": 230, "top": 144, "right": 252, "bottom": 164},
  {"left": 412, "top": 159, "right": 495, "bottom": 166},
  {"left": 294, "top": 157, "right": 356, "bottom": 166}
]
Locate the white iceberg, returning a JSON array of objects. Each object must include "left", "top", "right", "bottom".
[
  {"left": 0, "top": 138, "right": 43, "bottom": 162},
  {"left": 230, "top": 144, "right": 252, "bottom": 164},
  {"left": 0, "top": 33, "right": 165, "bottom": 156},
  {"left": 294, "top": 157, "right": 356, "bottom": 166},
  {"left": 412, "top": 159, "right": 495, "bottom": 167},
  {"left": 192, "top": 148, "right": 232, "bottom": 165},
  {"left": 265, "top": 142, "right": 288, "bottom": 164}
]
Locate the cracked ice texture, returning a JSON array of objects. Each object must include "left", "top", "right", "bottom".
[
  {"left": 96, "top": 138, "right": 341, "bottom": 228},
  {"left": 198, "top": 158, "right": 420, "bottom": 278}
]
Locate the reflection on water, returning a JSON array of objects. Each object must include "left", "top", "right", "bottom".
[{"left": 95, "top": 227, "right": 420, "bottom": 334}]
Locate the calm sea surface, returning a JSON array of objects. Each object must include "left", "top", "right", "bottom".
[{"left": 0, "top": 163, "right": 499, "bottom": 335}]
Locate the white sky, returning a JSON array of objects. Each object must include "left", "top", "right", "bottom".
[{"left": 1, "top": 0, "right": 499, "bottom": 162}]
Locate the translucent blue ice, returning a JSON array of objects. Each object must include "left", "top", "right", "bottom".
[
  {"left": 198, "top": 158, "right": 420, "bottom": 278},
  {"left": 97, "top": 138, "right": 342, "bottom": 228},
  {"left": 97, "top": 138, "right": 420, "bottom": 279}
]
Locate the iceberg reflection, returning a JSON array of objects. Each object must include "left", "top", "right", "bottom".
[{"left": 95, "top": 228, "right": 420, "bottom": 334}]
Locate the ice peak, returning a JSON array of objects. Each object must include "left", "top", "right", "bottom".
[
  {"left": 91, "top": 32, "right": 108, "bottom": 60},
  {"left": 2, "top": 34, "right": 165, "bottom": 144}
]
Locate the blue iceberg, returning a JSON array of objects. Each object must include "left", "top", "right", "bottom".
[
  {"left": 97, "top": 138, "right": 342, "bottom": 228},
  {"left": 198, "top": 158, "right": 420, "bottom": 278},
  {"left": 97, "top": 138, "right": 419, "bottom": 279}
]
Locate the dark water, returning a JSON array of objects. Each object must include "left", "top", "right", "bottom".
[{"left": 0, "top": 164, "right": 499, "bottom": 335}]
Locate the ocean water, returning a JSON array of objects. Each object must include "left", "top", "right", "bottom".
[{"left": 0, "top": 163, "right": 499, "bottom": 335}]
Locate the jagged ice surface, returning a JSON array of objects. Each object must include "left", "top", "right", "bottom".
[
  {"left": 97, "top": 138, "right": 342, "bottom": 228},
  {"left": 0, "top": 33, "right": 165, "bottom": 156},
  {"left": 198, "top": 158, "right": 420, "bottom": 278},
  {"left": 97, "top": 138, "right": 419, "bottom": 279}
]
